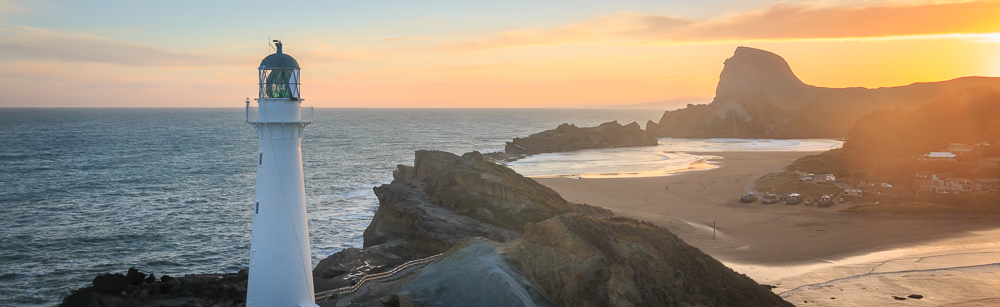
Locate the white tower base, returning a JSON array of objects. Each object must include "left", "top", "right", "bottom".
[{"left": 246, "top": 98, "right": 318, "bottom": 307}]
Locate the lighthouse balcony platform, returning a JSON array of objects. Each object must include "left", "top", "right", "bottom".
[{"left": 246, "top": 105, "right": 314, "bottom": 125}]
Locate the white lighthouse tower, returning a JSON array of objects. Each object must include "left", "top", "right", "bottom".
[{"left": 245, "top": 40, "right": 319, "bottom": 307}]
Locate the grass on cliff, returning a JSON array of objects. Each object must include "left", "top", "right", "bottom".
[
  {"left": 784, "top": 148, "right": 852, "bottom": 178},
  {"left": 841, "top": 194, "right": 1000, "bottom": 215},
  {"left": 753, "top": 171, "right": 843, "bottom": 199}
]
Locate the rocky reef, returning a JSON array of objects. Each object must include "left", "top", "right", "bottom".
[
  {"left": 59, "top": 268, "right": 248, "bottom": 307},
  {"left": 646, "top": 46, "right": 1000, "bottom": 138},
  {"left": 495, "top": 120, "right": 658, "bottom": 160}
]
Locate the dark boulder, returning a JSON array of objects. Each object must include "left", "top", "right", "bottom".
[{"left": 92, "top": 273, "right": 128, "bottom": 294}]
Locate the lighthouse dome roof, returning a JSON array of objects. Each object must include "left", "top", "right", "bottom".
[{"left": 260, "top": 51, "right": 299, "bottom": 69}]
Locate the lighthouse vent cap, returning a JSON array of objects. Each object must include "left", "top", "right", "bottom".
[{"left": 259, "top": 44, "right": 300, "bottom": 69}]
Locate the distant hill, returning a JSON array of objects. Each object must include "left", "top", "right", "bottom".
[
  {"left": 646, "top": 47, "right": 1000, "bottom": 138},
  {"left": 612, "top": 95, "right": 711, "bottom": 110}
]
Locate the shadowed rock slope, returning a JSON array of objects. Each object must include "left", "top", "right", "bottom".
[
  {"left": 646, "top": 46, "right": 1000, "bottom": 138},
  {"left": 502, "top": 121, "right": 657, "bottom": 158},
  {"left": 502, "top": 214, "right": 791, "bottom": 307}
]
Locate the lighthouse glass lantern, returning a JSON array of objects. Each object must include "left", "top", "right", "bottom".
[{"left": 259, "top": 41, "right": 301, "bottom": 100}]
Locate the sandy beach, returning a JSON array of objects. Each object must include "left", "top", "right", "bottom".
[{"left": 534, "top": 151, "right": 1000, "bottom": 306}]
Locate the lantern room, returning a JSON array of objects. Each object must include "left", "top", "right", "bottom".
[{"left": 258, "top": 40, "right": 301, "bottom": 100}]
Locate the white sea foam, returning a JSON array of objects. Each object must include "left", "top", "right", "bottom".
[{"left": 506, "top": 138, "right": 843, "bottom": 178}]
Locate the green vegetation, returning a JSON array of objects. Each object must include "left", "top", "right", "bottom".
[
  {"left": 841, "top": 194, "right": 1000, "bottom": 215},
  {"left": 784, "top": 149, "right": 851, "bottom": 178},
  {"left": 753, "top": 171, "right": 843, "bottom": 199}
]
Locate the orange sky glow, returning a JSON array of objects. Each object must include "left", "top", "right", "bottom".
[{"left": 1, "top": 0, "right": 999, "bottom": 108}]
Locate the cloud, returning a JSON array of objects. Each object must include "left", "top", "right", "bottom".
[
  {"left": 0, "top": 24, "right": 249, "bottom": 67},
  {"left": 444, "top": 0, "right": 1000, "bottom": 50}
]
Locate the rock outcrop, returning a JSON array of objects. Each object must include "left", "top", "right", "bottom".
[
  {"left": 361, "top": 214, "right": 792, "bottom": 307},
  {"left": 312, "top": 150, "right": 790, "bottom": 306},
  {"left": 59, "top": 268, "right": 248, "bottom": 307},
  {"left": 647, "top": 46, "right": 1000, "bottom": 138},
  {"left": 500, "top": 121, "right": 658, "bottom": 158},
  {"left": 502, "top": 214, "right": 792, "bottom": 307},
  {"left": 313, "top": 150, "right": 589, "bottom": 292}
]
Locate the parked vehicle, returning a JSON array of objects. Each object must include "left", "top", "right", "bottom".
[
  {"left": 785, "top": 193, "right": 801, "bottom": 205},
  {"left": 881, "top": 182, "right": 893, "bottom": 188},
  {"left": 818, "top": 195, "right": 833, "bottom": 207},
  {"left": 740, "top": 191, "right": 758, "bottom": 203},
  {"left": 826, "top": 174, "right": 836, "bottom": 182},
  {"left": 760, "top": 193, "right": 779, "bottom": 204}
]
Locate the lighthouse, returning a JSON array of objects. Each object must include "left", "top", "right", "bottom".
[{"left": 245, "top": 40, "right": 319, "bottom": 307}]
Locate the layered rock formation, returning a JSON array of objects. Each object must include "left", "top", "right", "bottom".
[
  {"left": 501, "top": 121, "right": 658, "bottom": 158},
  {"left": 646, "top": 46, "right": 1000, "bottom": 138},
  {"left": 313, "top": 150, "right": 589, "bottom": 292},
  {"left": 502, "top": 214, "right": 791, "bottom": 307},
  {"left": 313, "top": 150, "right": 791, "bottom": 306}
]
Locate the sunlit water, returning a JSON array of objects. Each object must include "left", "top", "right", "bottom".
[
  {"left": 506, "top": 138, "right": 843, "bottom": 178},
  {"left": 0, "top": 108, "right": 665, "bottom": 306}
]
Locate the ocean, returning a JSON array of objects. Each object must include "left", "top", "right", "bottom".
[{"left": 0, "top": 108, "right": 664, "bottom": 306}]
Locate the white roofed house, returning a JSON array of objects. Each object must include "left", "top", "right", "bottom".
[{"left": 920, "top": 152, "right": 957, "bottom": 162}]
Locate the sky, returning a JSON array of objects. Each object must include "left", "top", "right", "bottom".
[{"left": 1, "top": 0, "right": 1000, "bottom": 108}]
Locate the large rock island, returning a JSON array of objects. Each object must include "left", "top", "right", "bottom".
[
  {"left": 499, "top": 120, "right": 658, "bottom": 159},
  {"left": 646, "top": 46, "right": 1000, "bottom": 138}
]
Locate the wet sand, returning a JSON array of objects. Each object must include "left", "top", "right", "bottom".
[{"left": 534, "top": 151, "right": 1000, "bottom": 306}]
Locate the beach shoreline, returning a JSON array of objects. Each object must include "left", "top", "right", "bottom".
[{"left": 534, "top": 151, "right": 1000, "bottom": 306}]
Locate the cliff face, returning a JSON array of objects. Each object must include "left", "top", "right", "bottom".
[
  {"left": 501, "top": 214, "right": 792, "bottom": 307},
  {"left": 381, "top": 214, "right": 792, "bottom": 307},
  {"left": 313, "top": 150, "right": 582, "bottom": 292},
  {"left": 647, "top": 46, "right": 1000, "bottom": 138},
  {"left": 504, "top": 121, "right": 658, "bottom": 156}
]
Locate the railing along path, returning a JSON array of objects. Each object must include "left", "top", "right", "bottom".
[{"left": 315, "top": 253, "right": 442, "bottom": 302}]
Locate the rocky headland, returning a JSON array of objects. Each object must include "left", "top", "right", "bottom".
[
  {"left": 489, "top": 120, "right": 658, "bottom": 161},
  {"left": 61, "top": 149, "right": 790, "bottom": 306},
  {"left": 310, "top": 150, "right": 790, "bottom": 306},
  {"left": 646, "top": 46, "right": 1000, "bottom": 138}
]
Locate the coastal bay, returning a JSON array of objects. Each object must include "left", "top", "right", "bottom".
[{"left": 534, "top": 151, "right": 1000, "bottom": 306}]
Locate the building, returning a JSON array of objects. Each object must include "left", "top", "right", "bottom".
[
  {"left": 245, "top": 41, "right": 320, "bottom": 307},
  {"left": 947, "top": 143, "right": 975, "bottom": 156},
  {"left": 920, "top": 152, "right": 957, "bottom": 162},
  {"left": 944, "top": 177, "right": 974, "bottom": 193},
  {"left": 975, "top": 178, "right": 1000, "bottom": 193},
  {"left": 913, "top": 172, "right": 945, "bottom": 192}
]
